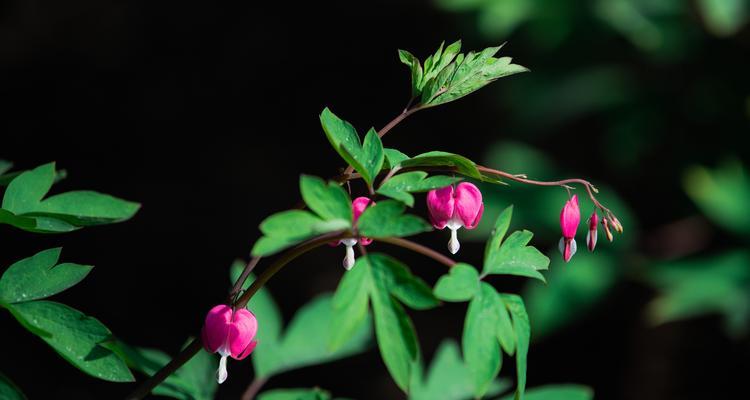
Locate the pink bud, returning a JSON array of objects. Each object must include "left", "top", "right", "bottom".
[
  {"left": 338, "top": 197, "right": 375, "bottom": 270},
  {"left": 602, "top": 218, "right": 614, "bottom": 242},
  {"left": 426, "top": 182, "right": 484, "bottom": 254},
  {"left": 201, "top": 305, "right": 258, "bottom": 384},
  {"left": 558, "top": 195, "right": 580, "bottom": 262},
  {"left": 586, "top": 211, "right": 598, "bottom": 252}
]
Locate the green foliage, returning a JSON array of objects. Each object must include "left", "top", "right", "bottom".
[
  {"left": 524, "top": 251, "right": 620, "bottom": 338},
  {"left": 331, "top": 254, "right": 436, "bottom": 393},
  {"left": 319, "top": 108, "right": 384, "bottom": 188},
  {"left": 0, "top": 372, "right": 26, "bottom": 400},
  {"left": 6, "top": 300, "right": 133, "bottom": 382},
  {"left": 257, "top": 388, "right": 342, "bottom": 400},
  {"left": 499, "top": 384, "right": 594, "bottom": 400},
  {"left": 0, "top": 248, "right": 92, "bottom": 303},
  {"left": 113, "top": 340, "right": 217, "bottom": 400},
  {"left": 252, "top": 175, "right": 354, "bottom": 256},
  {"left": 383, "top": 148, "right": 411, "bottom": 170},
  {"left": 433, "top": 263, "right": 480, "bottom": 302},
  {"left": 409, "top": 340, "right": 511, "bottom": 400},
  {"left": 502, "top": 294, "right": 530, "bottom": 400},
  {"left": 399, "top": 41, "right": 527, "bottom": 107},
  {"left": 645, "top": 251, "right": 750, "bottom": 336},
  {"left": 0, "top": 162, "right": 139, "bottom": 233},
  {"left": 229, "top": 262, "right": 372, "bottom": 379},
  {"left": 357, "top": 200, "right": 432, "bottom": 238},
  {"left": 697, "top": 0, "right": 748, "bottom": 37},
  {"left": 683, "top": 161, "right": 750, "bottom": 236},
  {"left": 462, "top": 283, "right": 504, "bottom": 398},
  {"left": 377, "top": 171, "right": 461, "bottom": 207},
  {"left": 482, "top": 206, "right": 550, "bottom": 282},
  {"left": 399, "top": 151, "right": 482, "bottom": 179}
]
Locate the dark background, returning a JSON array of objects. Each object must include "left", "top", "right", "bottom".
[{"left": 1, "top": 0, "right": 749, "bottom": 399}]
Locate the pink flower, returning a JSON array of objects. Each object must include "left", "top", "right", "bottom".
[
  {"left": 558, "top": 195, "right": 580, "bottom": 262},
  {"left": 337, "top": 196, "right": 374, "bottom": 270},
  {"left": 426, "top": 182, "right": 484, "bottom": 254},
  {"left": 586, "top": 211, "right": 598, "bottom": 252},
  {"left": 201, "top": 305, "right": 258, "bottom": 384}
]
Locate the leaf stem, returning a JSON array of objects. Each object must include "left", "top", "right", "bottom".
[
  {"left": 240, "top": 376, "right": 269, "bottom": 400},
  {"left": 376, "top": 237, "right": 457, "bottom": 268}
]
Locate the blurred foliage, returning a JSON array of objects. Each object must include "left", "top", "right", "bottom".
[{"left": 683, "top": 160, "right": 750, "bottom": 237}]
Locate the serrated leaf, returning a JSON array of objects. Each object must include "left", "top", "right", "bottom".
[
  {"left": 357, "top": 200, "right": 432, "bottom": 238},
  {"left": 300, "top": 175, "right": 353, "bottom": 223},
  {"left": 463, "top": 283, "right": 503, "bottom": 398},
  {"left": 320, "top": 108, "right": 384, "bottom": 187},
  {"left": 0, "top": 248, "right": 93, "bottom": 303},
  {"left": 378, "top": 172, "right": 461, "bottom": 207},
  {"left": 410, "top": 340, "right": 511, "bottom": 400},
  {"left": 485, "top": 205, "right": 513, "bottom": 262},
  {"left": 399, "top": 151, "right": 482, "bottom": 179},
  {"left": 377, "top": 254, "right": 439, "bottom": 310},
  {"left": 433, "top": 263, "right": 480, "bottom": 302},
  {"left": 399, "top": 49, "right": 424, "bottom": 98},
  {"left": 499, "top": 384, "right": 593, "bottom": 400},
  {"left": 501, "top": 294, "right": 530, "bottom": 400},
  {"left": 8, "top": 301, "right": 134, "bottom": 382},
  {"left": 0, "top": 372, "right": 26, "bottom": 400},
  {"left": 483, "top": 230, "right": 549, "bottom": 282}
]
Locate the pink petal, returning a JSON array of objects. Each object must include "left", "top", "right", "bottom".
[
  {"left": 360, "top": 237, "right": 373, "bottom": 246},
  {"left": 228, "top": 309, "right": 258, "bottom": 358},
  {"left": 352, "top": 197, "right": 373, "bottom": 221},
  {"left": 236, "top": 340, "right": 258, "bottom": 360},
  {"left": 454, "top": 183, "right": 483, "bottom": 228},
  {"left": 427, "top": 186, "right": 455, "bottom": 229},
  {"left": 560, "top": 195, "right": 580, "bottom": 239},
  {"left": 202, "top": 305, "right": 232, "bottom": 353}
]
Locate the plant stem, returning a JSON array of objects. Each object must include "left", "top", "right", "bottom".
[
  {"left": 376, "top": 237, "right": 457, "bottom": 267},
  {"left": 241, "top": 377, "right": 269, "bottom": 400},
  {"left": 124, "top": 339, "right": 203, "bottom": 400}
]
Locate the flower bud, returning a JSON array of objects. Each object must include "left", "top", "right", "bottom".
[
  {"left": 602, "top": 218, "right": 614, "bottom": 242},
  {"left": 558, "top": 195, "right": 580, "bottom": 262},
  {"left": 586, "top": 211, "right": 598, "bottom": 252}
]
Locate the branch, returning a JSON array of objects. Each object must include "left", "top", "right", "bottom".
[{"left": 376, "top": 237, "right": 456, "bottom": 268}]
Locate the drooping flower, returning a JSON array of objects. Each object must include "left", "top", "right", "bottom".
[
  {"left": 336, "top": 196, "right": 374, "bottom": 270},
  {"left": 201, "top": 305, "right": 258, "bottom": 384},
  {"left": 586, "top": 211, "right": 598, "bottom": 252},
  {"left": 558, "top": 194, "right": 580, "bottom": 262},
  {"left": 426, "top": 182, "right": 484, "bottom": 254}
]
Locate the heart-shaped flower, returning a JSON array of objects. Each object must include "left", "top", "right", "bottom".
[
  {"left": 201, "top": 305, "right": 258, "bottom": 383},
  {"left": 426, "top": 182, "right": 484, "bottom": 254}
]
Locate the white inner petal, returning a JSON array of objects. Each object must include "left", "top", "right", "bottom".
[{"left": 217, "top": 355, "right": 228, "bottom": 384}]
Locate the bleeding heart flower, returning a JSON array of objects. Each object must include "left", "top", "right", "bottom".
[
  {"left": 201, "top": 305, "right": 258, "bottom": 384},
  {"left": 336, "top": 196, "right": 374, "bottom": 270},
  {"left": 426, "top": 182, "right": 484, "bottom": 254},
  {"left": 586, "top": 211, "right": 598, "bottom": 252},
  {"left": 558, "top": 194, "right": 580, "bottom": 262}
]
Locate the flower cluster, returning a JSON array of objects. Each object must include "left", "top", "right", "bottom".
[{"left": 558, "top": 194, "right": 623, "bottom": 262}]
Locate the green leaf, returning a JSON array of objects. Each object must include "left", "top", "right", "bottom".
[
  {"left": 399, "top": 151, "right": 482, "bottom": 179},
  {"left": 0, "top": 160, "right": 13, "bottom": 176},
  {"left": 113, "top": 340, "right": 217, "bottom": 400},
  {"left": 697, "top": 0, "right": 748, "bottom": 37},
  {"left": 463, "top": 283, "right": 503, "bottom": 398},
  {"left": 0, "top": 372, "right": 26, "bottom": 400},
  {"left": 399, "top": 49, "right": 424, "bottom": 98},
  {"left": 683, "top": 161, "right": 750, "bottom": 236},
  {"left": 254, "top": 294, "right": 371, "bottom": 378},
  {"left": 1, "top": 162, "right": 56, "bottom": 214},
  {"left": 330, "top": 258, "right": 372, "bottom": 350},
  {"left": 29, "top": 191, "right": 140, "bottom": 225},
  {"left": 378, "top": 172, "right": 461, "bottom": 207},
  {"left": 483, "top": 230, "right": 550, "bottom": 282},
  {"left": 258, "top": 388, "right": 333, "bottom": 400},
  {"left": 370, "top": 255, "right": 420, "bottom": 392},
  {"left": 0, "top": 248, "right": 93, "bottom": 303},
  {"left": 319, "top": 108, "right": 384, "bottom": 187},
  {"left": 410, "top": 340, "right": 511, "bottom": 400},
  {"left": 485, "top": 205, "right": 513, "bottom": 261},
  {"left": 501, "top": 294, "right": 530, "bottom": 400},
  {"left": 496, "top": 295, "right": 516, "bottom": 356},
  {"left": 8, "top": 301, "right": 134, "bottom": 382},
  {"left": 500, "top": 384, "right": 594, "bottom": 400},
  {"left": 433, "top": 263, "right": 480, "bottom": 302},
  {"left": 357, "top": 200, "right": 431, "bottom": 238},
  {"left": 383, "top": 148, "right": 411, "bottom": 170},
  {"left": 377, "top": 254, "right": 439, "bottom": 310},
  {"left": 251, "top": 210, "right": 348, "bottom": 256},
  {"left": 0, "top": 209, "right": 36, "bottom": 231},
  {"left": 300, "top": 175, "right": 353, "bottom": 223}
]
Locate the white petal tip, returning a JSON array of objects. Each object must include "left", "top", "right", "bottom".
[
  {"left": 343, "top": 244, "right": 356, "bottom": 270},
  {"left": 448, "top": 228, "right": 460, "bottom": 254},
  {"left": 216, "top": 355, "right": 228, "bottom": 384}
]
